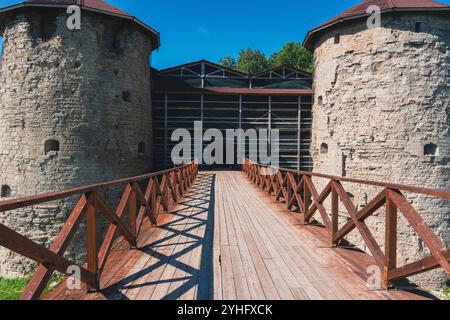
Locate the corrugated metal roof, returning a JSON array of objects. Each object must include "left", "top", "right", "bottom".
[
  {"left": 0, "top": 0, "right": 160, "bottom": 50},
  {"left": 303, "top": 0, "right": 450, "bottom": 51}
]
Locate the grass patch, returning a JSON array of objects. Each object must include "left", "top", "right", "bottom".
[
  {"left": 0, "top": 277, "right": 30, "bottom": 300},
  {"left": 0, "top": 276, "right": 63, "bottom": 300},
  {"left": 431, "top": 286, "right": 450, "bottom": 301},
  {"left": 442, "top": 286, "right": 450, "bottom": 300}
]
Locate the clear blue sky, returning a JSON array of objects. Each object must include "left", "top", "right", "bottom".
[{"left": 1, "top": 0, "right": 449, "bottom": 69}]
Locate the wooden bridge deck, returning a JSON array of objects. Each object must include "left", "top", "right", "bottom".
[{"left": 44, "top": 171, "right": 429, "bottom": 300}]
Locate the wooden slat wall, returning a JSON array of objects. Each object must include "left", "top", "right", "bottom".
[{"left": 152, "top": 93, "right": 313, "bottom": 171}]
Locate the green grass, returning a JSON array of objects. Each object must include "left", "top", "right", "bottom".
[
  {"left": 0, "top": 277, "right": 31, "bottom": 300},
  {"left": 0, "top": 276, "right": 62, "bottom": 300},
  {"left": 430, "top": 286, "right": 450, "bottom": 301},
  {"left": 442, "top": 286, "right": 450, "bottom": 300}
]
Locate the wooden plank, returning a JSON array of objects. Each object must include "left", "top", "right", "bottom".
[
  {"left": 98, "top": 184, "right": 132, "bottom": 276},
  {"left": 129, "top": 185, "right": 137, "bottom": 240},
  {"left": 224, "top": 174, "right": 266, "bottom": 300},
  {"left": 243, "top": 159, "right": 450, "bottom": 200},
  {"left": 384, "top": 191, "right": 398, "bottom": 288},
  {"left": 229, "top": 174, "right": 312, "bottom": 300},
  {"left": 43, "top": 168, "right": 431, "bottom": 301},
  {"left": 237, "top": 175, "right": 345, "bottom": 300},
  {"left": 332, "top": 181, "right": 385, "bottom": 268},
  {"left": 244, "top": 177, "right": 383, "bottom": 300},
  {"left": 96, "top": 193, "right": 136, "bottom": 247},
  {"left": 389, "top": 190, "right": 450, "bottom": 275},
  {"left": 304, "top": 177, "right": 332, "bottom": 230},
  {"left": 0, "top": 223, "right": 97, "bottom": 289},
  {"left": 87, "top": 194, "right": 99, "bottom": 291},
  {"left": 229, "top": 246, "right": 251, "bottom": 300},
  {"left": 389, "top": 249, "right": 450, "bottom": 280},
  {"left": 331, "top": 186, "right": 339, "bottom": 247},
  {"left": 334, "top": 189, "right": 387, "bottom": 241},
  {"left": 213, "top": 174, "right": 223, "bottom": 300},
  {"left": 0, "top": 163, "right": 197, "bottom": 214},
  {"left": 97, "top": 217, "right": 167, "bottom": 290},
  {"left": 21, "top": 194, "right": 89, "bottom": 300},
  {"left": 303, "top": 178, "right": 312, "bottom": 224},
  {"left": 165, "top": 194, "right": 207, "bottom": 300},
  {"left": 263, "top": 258, "right": 294, "bottom": 300},
  {"left": 122, "top": 177, "right": 203, "bottom": 300},
  {"left": 220, "top": 245, "right": 237, "bottom": 300},
  {"left": 287, "top": 174, "right": 304, "bottom": 211},
  {"left": 122, "top": 215, "right": 177, "bottom": 300}
]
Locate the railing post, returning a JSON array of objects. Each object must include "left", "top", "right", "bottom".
[
  {"left": 165, "top": 173, "right": 171, "bottom": 206},
  {"left": 163, "top": 173, "right": 169, "bottom": 213},
  {"left": 87, "top": 191, "right": 99, "bottom": 292},
  {"left": 287, "top": 173, "right": 292, "bottom": 210},
  {"left": 331, "top": 182, "right": 339, "bottom": 247},
  {"left": 384, "top": 189, "right": 398, "bottom": 289},
  {"left": 129, "top": 184, "right": 137, "bottom": 248},
  {"left": 182, "top": 167, "right": 188, "bottom": 193},
  {"left": 151, "top": 178, "right": 157, "bottom": 226},
  {"left": 302, "top": 179, "right": 311, "bottom": 225}
]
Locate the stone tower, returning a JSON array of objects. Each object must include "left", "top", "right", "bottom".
[
  {"left": 0, "top": 1, "right": 160, "bottom": 277},
  {"left": 304, "top": 0, "right": 449, "bottom": 289}
]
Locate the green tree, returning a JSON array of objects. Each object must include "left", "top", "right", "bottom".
[
  {"left": 236, "top": 49, "right": 269, "bottom": 74},
  {"left": 268, "top": 42, "right": 314, "bottom": 73},
  {"left": 218, "top": 56, "right": 237, "bottom": 69}
]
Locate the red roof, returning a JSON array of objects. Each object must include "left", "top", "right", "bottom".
[
  {"left": 0, "top": 0, "right": 160, "bottom": 49},
  {"left": 303, "top": 0, "right": 449, "bottom": 50}
]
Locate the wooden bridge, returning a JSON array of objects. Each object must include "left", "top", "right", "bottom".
[{"left": 0, "top": 160, "right": 449, "bottom": 300}]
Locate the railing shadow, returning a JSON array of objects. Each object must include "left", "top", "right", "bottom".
[{"left": 102, "top": 173, "right": 216, "bottom": 300}]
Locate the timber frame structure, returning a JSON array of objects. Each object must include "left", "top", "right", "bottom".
[{"left": 152, "top": 60, "right": 314, "bottom": 171}]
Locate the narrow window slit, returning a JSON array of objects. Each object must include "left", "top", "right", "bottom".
[
  {"left": 1, "top": 185, "right": 11, "bottom": 198},
  {"left": 138, "top": 142, "right": 146, "bottom": 155},
  {"left": 45, "top": 139, "right": 60, "bottom": 154}
]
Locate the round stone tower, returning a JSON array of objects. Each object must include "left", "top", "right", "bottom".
[
  {"left": 304, "top": 0, "right": 449, "bottom": 289},
  {"left": 0, "top": 0, "right": 160, "bottom": 277}
]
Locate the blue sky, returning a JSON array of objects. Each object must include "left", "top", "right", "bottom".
[{"left": 1, "top": 0, "right": 449, "bottom": 69}]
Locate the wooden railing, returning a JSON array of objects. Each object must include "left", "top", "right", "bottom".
[
  {"left": 242, "top": 158, "right": 450, "bottom": 289},
  {"left": 0, "top": 162, "right": 198, "bottom": 300}
]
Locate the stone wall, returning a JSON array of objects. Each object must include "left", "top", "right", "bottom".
[
  {"left": 311, "top": 12, "right": 449, "bottom": 289},
  {"left": 0, "top": 9, "right": 153, "bottom": 277}
]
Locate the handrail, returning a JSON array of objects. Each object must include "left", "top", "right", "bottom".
[
  {"left": 0, "top": 162, "right": 199, "bottom": 300},
  {"left": 242, "top": 158, "right": 450, "bottom": 289},
  {"left": 0, "top": 164, "right": 197, "bottom": 213},
  {"left": 251, "top": 161, "right": 450, "bottom": 200}
]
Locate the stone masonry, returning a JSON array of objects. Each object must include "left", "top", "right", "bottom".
[
  {"left": 0, "top": 9, "right": 153, "bottom": 277},
  {"left": 310, "top": 12, "right": 449, "bottom": 289}
]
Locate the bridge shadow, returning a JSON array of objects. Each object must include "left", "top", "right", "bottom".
[{"left": 102, "top": 173, "right": 216, "bottom": 300}]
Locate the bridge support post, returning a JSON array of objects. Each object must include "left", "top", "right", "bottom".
[
  {"left": 129, "top": 185, "right": 137, "bottom": 250},
  {"left": 87, "top": 191, "right": 100, "bottom": 293},
  {"left": 383, "top": 190, "right": 398, "bottom": 289},
  {"left": 302, "top": 180, "right": 311, "bottom": 225},
  {"left": 331, "top": 185, "right": 339, "bottom": 248}
]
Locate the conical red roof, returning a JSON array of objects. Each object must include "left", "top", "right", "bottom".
[
  {"left": 0, "top": 0, "right": 160, "bottom": 49},
  {"left": 303, "top": 0, "right": 449, "bottom": 50}
]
